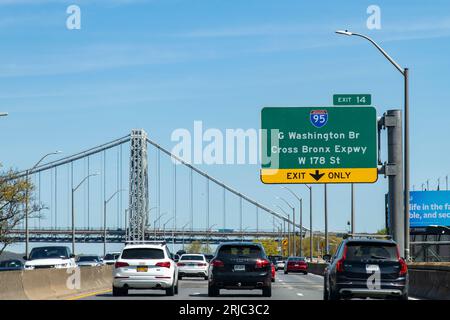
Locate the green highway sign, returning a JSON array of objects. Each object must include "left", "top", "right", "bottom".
[
  {"left": 261, "top": 106, "right": 378, "bottom": 184},
  {"left": 333, "top": 94, "right": 371, "bottom": 106}
]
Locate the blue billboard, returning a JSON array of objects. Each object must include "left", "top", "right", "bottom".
[{"left": 410, "top": 191, "right": 450, "bottom": 227}]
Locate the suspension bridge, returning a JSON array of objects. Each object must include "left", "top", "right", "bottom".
[{"left": 6, "top": 129, "right": 309, "bottom": 255}]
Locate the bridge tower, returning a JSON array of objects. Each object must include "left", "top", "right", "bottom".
[{"left": 128, "top": 129, "right": 149, "bottom": 240}]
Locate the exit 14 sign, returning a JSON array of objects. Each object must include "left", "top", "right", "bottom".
[{"left": 333, "top": 94, "right": 371, "bottom": 106}]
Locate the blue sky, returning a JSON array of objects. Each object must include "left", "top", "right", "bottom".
[{"left": 1, "top": 0, "right": 450, "bottom": 254}]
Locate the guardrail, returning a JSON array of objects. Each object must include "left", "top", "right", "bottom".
[
  {"left": 0, "top": 265, "right": 113, "bottom": 300},
  {"left": 307, "top": 262, "right": 450, "bottom": 300}
]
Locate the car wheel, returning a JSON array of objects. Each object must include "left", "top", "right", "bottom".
[
  {"left": 395, "top": 292, "right": 409, "bottom": 300},
  {"left": 174, "top": 280, "right": 179, "bottom": 295},
  {"left": 271, "top": 278, "right": 275, "bottom": 283},
  {"left": 284, "top": 271, "right": 288, "bottom": 274},
  {"left": 204, "top": 276, "right": 209, "bottom": 280},
  {"left": 262, "top": 284, "right": 272, "bottom": 297},
  {"left": 208, "top": 284, "right": 219, "bottom": 297},
  {"left": 304, "top": 271, "right": 308, "bottom": 275},
  {"left": 112, "top": 286, "right": 121, "bottom": 297},
  {"left": 323, "top": 279, "right": 329, "bottom": 300},
  {"left": 166, "top": 283, "right": 175, "bottom": 296},
  {"left": 329, "top": 287, "right": 340, "bottom": 300}
]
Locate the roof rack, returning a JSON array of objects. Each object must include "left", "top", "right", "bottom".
[
  {"left": 124, "top": 240, "right": 166, "bottom": 245},
  {"left": 343, "top": 233, "right": 393, "bottom": 240}
]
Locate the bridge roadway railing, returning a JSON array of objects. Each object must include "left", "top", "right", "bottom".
[
  {"left": 307, "top": 262, "right": 450, "bottom": 300},
  {"left": 7, "top": 228, "right": 288, "bottom": 243}
]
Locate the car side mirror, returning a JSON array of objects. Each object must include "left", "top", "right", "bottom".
[
  {"left": 23, "top": 256, "right": 28, "bottom": 261},
  {"left": 323, "top": 254, "right": 332, "bottom": 262},
  {"left": 70, "top": 254, "right": 76, "bottom": 258}
]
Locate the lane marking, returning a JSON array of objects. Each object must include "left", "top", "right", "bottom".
[
  {"left": 297, "top": 293, "right": 304, "bottom": 296},
  {"left": 66, "top": 288, "right": 112, "bottom": 300}
]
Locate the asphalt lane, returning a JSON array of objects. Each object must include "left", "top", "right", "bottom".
[{"left": 83, "top": 270, "right": 324, "bottom": 300}]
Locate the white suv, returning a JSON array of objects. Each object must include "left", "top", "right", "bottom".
[
  {"left": 112, "top": 241, "right": 179, "bottom": 296},
  {"left": 24, "top": 246, "right": 76, "bottom": 270}
]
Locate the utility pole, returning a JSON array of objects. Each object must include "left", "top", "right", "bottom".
[
  {"left": 324, "top": 184, "right": 329, "bottom": 255},
  {"left": 384, "top": 110, "right": 405, "bottom": 256},
  {"left": 351, "top": 183, "right": 355, "bottom": 233}
]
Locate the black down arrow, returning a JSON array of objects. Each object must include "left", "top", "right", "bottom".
[{"left": 310, "top": 170, "right": 325, "bottom": 181}]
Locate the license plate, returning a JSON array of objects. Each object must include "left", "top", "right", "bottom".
[
  {"left": 187, "top": 263, "right": 195, "bottom": 267},
  {"left": 137, "top": 266, "right": 148, "bottom": 272},
  {"left": 366, "top": 264, "right": 380, "bottom": 272},
  {"left": 234, "top": 265, "right": 245, "bottom": 271},
  {"left": 294, "top": 264, "right": 299, "bottom": 267}
]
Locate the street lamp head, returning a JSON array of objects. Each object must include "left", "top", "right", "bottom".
[
  {"left": 54, "top": 150, "right": 63, "bottom": 154},
  {"left": 335, "top": 29, "right": 353, "bottom": 36}
]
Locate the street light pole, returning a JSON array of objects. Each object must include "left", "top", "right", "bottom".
[
  {"left": 104, "top": 189, "right": 125, "bottom": 256},
  {"left": 72, "top": 172, "right": 99, "bottom": 255},
  {"left": 163, "top": 217, "right": 174, "bottom": 239},
  {"left": 276, "top": 196, "right": 296, "bottom": 256},
  {"left": 282, "top": 186, "right": 304, "bottom": 256},
  {"left": 276, "top": 205, "right": 291, "bottom": 257},
  {"left": 336, "top": 29, "right": 410, "bottom": 260},
  {"left": 154, "top": 211, "right": 167, "bottom": 239},
  {"left": 206, "top": 224, "right": 217, "bottom": 253},
  {"left": 24, "top": 151, "right": 62, "bottom": 257},
  {"left": 181, "top": 222, "right": 189, "bottom": 251}
]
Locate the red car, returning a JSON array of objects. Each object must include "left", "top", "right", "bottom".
[
  {"left": 271, "top": 263, "right": 276, "bottom": 282},
  {"left": 284, "top": 257, "right": 308, "bottom": 274}
]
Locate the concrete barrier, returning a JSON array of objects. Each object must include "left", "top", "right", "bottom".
[
  {"left": 0, "top": 265, "right": 113, "bottom": 300},
  {"left": 307, "top": 262, "right": 450, "bottom": 300},
  {"left": 408, "top": 263, "right": 450, "bottom": 300},
  {"left": 0, "top": 270, "right": 28, "bottom": 300}
]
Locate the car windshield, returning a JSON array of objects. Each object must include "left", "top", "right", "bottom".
[
  {"left": 104, "top": 254, "right": 119, "bottom": 260},
  {"left": 0, "top": 260, "right": 22, "bottom": 268},
  {"left": 346, "top": 243, "right": 398, "bottom": 261},
  {"left": 78, "top": 256, "right": 99, "bottom": 262},
  {"left": 218, "top": 245, "right": 262, "bottom": 258},
  {"left": 29, "top": 247, "right": 69, "bottom": 260},
  {"left": 180, "top": 255, "right": 204, "bottom": 261},
  {"left": 121, "top": 248, "right": 164, "bottom": 259}
]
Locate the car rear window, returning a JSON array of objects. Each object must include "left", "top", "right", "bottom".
[
  {"left": 180, "top": 255, "right": 204, "bottom": 261},
  {"left": 346, "top": 243, "right": 398, "bottom": 261},
  {"left": 121, "top": 248, "right": 165, "bottom": 259},
  {"left": 218, "top": 245, "right": 262, "bottom": 258},
  {"left": 288, "top": 257, "right": 305, "bottom": 262}
]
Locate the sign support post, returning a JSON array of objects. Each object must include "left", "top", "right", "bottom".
[{"left": 384, "top": 110, "right": 405, "bottom": 257}]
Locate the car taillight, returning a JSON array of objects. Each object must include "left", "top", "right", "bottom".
[
  {"left": 156, "top": 261, "right": 171, "bottom": 268},
  {"left": 114, "top": 261, "right": 129, "bottom": 268},
  {"left": 255, "top": 259, "right": 270, "bottom": 268},
  {"left": 399, "top": 258, "right": 408, "bottom": 276},
  {"left": 210, "top": 259, "right": 224, "bottom": 267},
  {"left": 177, "top": 262, "right": 185, "bottom": 266},
  {"left": 336, "top": 245, "right": 348, "bottom": 273},
  {"left": 198, "top": 263, "right": 207, "bottom": 266},
  {"left": 396, "top": 246, "right": 408, "bottom": 276}
]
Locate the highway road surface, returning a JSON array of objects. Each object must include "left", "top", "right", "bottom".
[{"left": 80, "top": 271, "right": 324, "bottom": 300}]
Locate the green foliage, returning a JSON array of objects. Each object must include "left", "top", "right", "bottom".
[
  {"left": 0, "top": 166, "right": 43, "bottom": 255},
  {"left": 255, "top": 238, "right": 280, "bottom": 256}
]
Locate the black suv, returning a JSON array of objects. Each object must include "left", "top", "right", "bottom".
[
  {"left": 208, "top": 242, "right": 272, "bottom": 297},
  {"left": 323, "top": 237, "right": 408, "bottom": 300}
]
